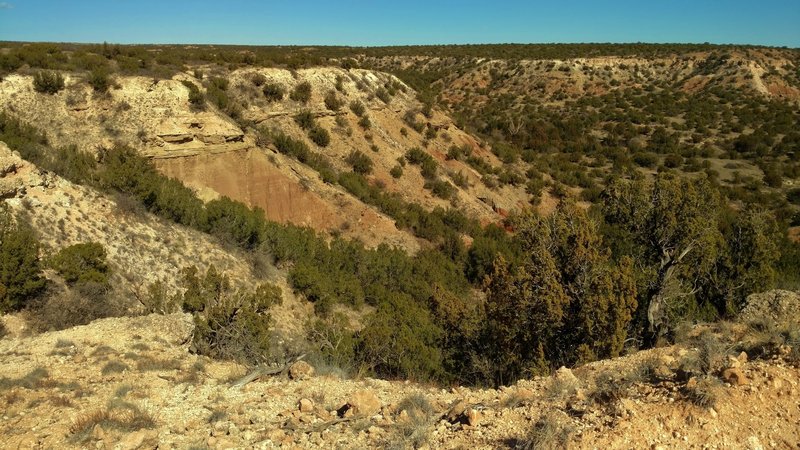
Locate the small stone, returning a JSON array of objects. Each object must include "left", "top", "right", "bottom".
[
  {"left": 721, "top": 368, "right": 748, "bottom": 386},
  {"left": 466, "top": 408, "right": 482, "bottom": 427},
  {"left": 116, "top": 430, "right": 157, "bottom": 450},
  {"left": 747, "top": 435, "right": 764, "bottom": 450},
  {"left": 91, "top": 424, "right": 106, "bottom": 441},
  {"left": 299, "top": 398, "right": 314, "bottom": 413},
  {"left": 267, "top": 429, "right": 285, "bottom": 442},
  {"left": 398, "top": 410, "right": 410, "bottom": 423},
  {"left": 445, "top": 400, "right": 468, "bottom": 423},
  {"left": 288, "top": 361, "right": 315, "bottom": 380}
]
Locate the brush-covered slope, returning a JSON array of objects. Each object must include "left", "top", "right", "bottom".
[{"left": 0, "top": 67, "right": 528, "bottom": 251}]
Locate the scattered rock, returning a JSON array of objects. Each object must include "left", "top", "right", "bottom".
[
  {"left": 721, "top": 367, "right": 748, "bottom": 386},
  {"left": 740, "top": 290, "right": 800, "bottom": 326},
  {"left": 747, "top": 435, "right": 764, "bottom": 450},
  {"left": 288, "top": 361, "right": 315, "bottom": 380},
  {"left": 445, "top": 399, "right": 468, "bottom": 423},
  {"left": 554, "top": 366, "right": 579, "bottom": 386},
  {"left": 298, "top": 398, "right": 314, "bottom": 413},
  {"left": 445, "top": 399, "right": 481, "bottom": 427},
  {"left": 465, "top": 408, "right": 482, "bottom": 427},
  {"left": 114, "top": 430, "right": 157, "bottom": 450},
  {"left": 338, "top": 390, "right": 381, "bottom": 417}
]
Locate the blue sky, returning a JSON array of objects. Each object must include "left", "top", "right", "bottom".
[{"left": 0, "top": 1, "right": 798, "bottom": 47}]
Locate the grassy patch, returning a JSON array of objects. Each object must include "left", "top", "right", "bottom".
[
  {"left": 69, "top": 403, "right": 156, "bottom": 443},
  {"left": 519, "top": 412, "right": 575, "bottom": 450},
  {"left": 0, "top": 367, "right": 56, "bottom": 391},
  {"left": 136, "top": 356, "right": 182, "bottom": 372},
  {"left": 101, "top": 360, "right": 130, "bottom": 375},
  {"left": 684, "top": 376, "right": 724, "bottom": 408}
]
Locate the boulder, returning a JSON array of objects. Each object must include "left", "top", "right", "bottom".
[
  {"left": 445, "top": 399, "right": 481, "bottom": 427},
  {"left": 721, "top": 368, "right": 748, "bottom": 386},
  {"left": 288, "top": 361, "right": 315, "bottom": 380},
  {"left": 338, "top": 390, "right": 381, "bottom": 417},
  {"left": 554, "top": 366, "right": 579, "bottom": 386}
]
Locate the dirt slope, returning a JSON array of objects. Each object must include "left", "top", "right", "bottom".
[
  {"left": 0, "top": 141, "right": 312, "bottom": 339},
  {"left": 0, "top": 311, "right": 797, "bottom": 449},
  {"left": 0, "top": 67, "right": 527, "bottom": 251}
]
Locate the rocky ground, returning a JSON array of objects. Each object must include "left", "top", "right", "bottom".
[{"left": 1, "top": 292, "right": 798, "bottom": 449}]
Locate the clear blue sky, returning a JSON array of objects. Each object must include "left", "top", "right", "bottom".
[{"left": 1, "top": 0, "right": 798, "bottom": 47}]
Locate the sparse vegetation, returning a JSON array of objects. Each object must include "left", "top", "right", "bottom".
[
  {"left": 0, "top": 207, "right": 46, "bottom": 313},
  {"left": 33, "top": 71, "right": 65, "bottom": 94},
  {"left": 346, "top": 150, "right": 374, "bottom": 175},
  {"left": 49, "top": 242, "right": 111, "bottom": 286},
  {"left": 262, "top": 82, "right": 285, "bottom": 102},
  {"left": 290, "top": 81, "right": 312, "bottom": 103},
  {"left": 520, "top": 412, "right": 575, "bottom": 450}
]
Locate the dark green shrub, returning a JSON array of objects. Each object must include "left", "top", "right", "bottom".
[
  {"left": 181, "top": 80, "right": 205, "bottom": 108},
  {"left": 346, "top": 150, "right": 373, "bottom": 175},
  {"left": 308, "top": 126, "right": 331, "bottom": 147},
  {"left": 88, "top": 68, "right": 110, "bottom": 93},
  {"left": 0, "top": 208, "right": 46, "bottom": 312},
  {"left": 290, "top": 81, "right": 312, "bottom": 103},
  {"left": 788, "top": 188, "right": 800, "bottom": 205},
  {"left": 375, "top": 87, "right": 391, "bottom": 103},
  {"left": 192, "top": 281, "right": 282, "bottom": 364},
  {"left": 262, "top": 83, "right": 285, "bottom": 102},
  {"left": 324, "top": 90, "right": 343, "bottom": 111},
  {"left": 251, "top": 73, "right": 267, "bottom": 86},
  {"left": 390, "top": 165, "right": 403, "bottom": 178},
  {"left": 358, "top": 115, "right": 371, "bottom": 130},
  {"left": 49, "top": 243, "right": 111, "bottom": 285},
  {"left": 33, "top": 71, "right": 65, "bottom": 94},
  {"left": 426, "top": 179, "right": 456, "bottom": 199},
  {"left": 294, "top": 110, "right": 316, "bottom": 130},
  {"left": 206, "top": 197, "right": 265, "bottom": 250},
  {"left": 349, "top": 100, "right": 366, "bottom": 117},
  {"left": 355, "top": 293, "right": 443, "bottom": 380}
]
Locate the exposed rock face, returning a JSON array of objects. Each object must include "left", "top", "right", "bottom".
[
  {"left": 0, "top": 67, "right": 524, "bottom": 252},
  {"left": 0, "top": 141, "right": 47, "bottom": 198},
  {"left": 739, "top": 290, "right": 800, "bottom": 325}
]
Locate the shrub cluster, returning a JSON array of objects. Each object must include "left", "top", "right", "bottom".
[{"left": 33, "top": 71, "right": 65, "bottom": 94}]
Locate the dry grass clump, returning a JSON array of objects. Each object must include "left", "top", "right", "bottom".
[
  {"left": 627, "top": 356, "right": 671, "bottom": 384},
  {"left": 0, "top": 367, "right": 57, "bottom": 391},
  {"left": 740, "top": 318, "right": 800, "bottom": 363},
  {"left": 519, "top": 411, "right": 575, "bottom": 450},
  {"left": 545, "top": 375, "right": 580, "bottom": 402},
  {"left": 90, "top": 345, "right": 117, "bottom": 358},
  {"left": 684, "top": 376, "right": 724, "bottom": 408},
  {"left": 208, "top": 408, "right": 228, "bottom": 424},
  {"left": 136, "top": 355, "right": 182, "bottom": 372},
  {"left": 69, "top": 402, "right": 156, "bottom": 443},
  {"left": 589, "top": 371, "right": 630, "bottom": 404},
  {"left": 177, "top": 361, "right": 207, "bottom": 385},
  {"left": 101, "top": 360, "right": 130, "bottom": 375},
  {"left": 388, "top": 393, "right": 436, "bottom": 450}
]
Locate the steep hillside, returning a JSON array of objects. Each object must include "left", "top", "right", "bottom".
[
  {"left": 0, "top": 140, "right": 310, "bottom": 339},
  {"left": 0, "top": 68, "right": 527, "bottom": 251}
]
